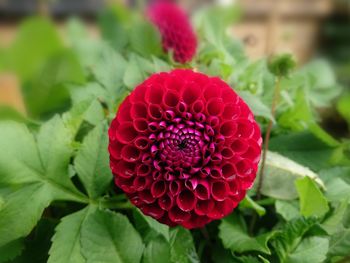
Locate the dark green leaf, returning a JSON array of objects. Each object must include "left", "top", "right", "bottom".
[
  {"left": 170, "top": 227, "right": 199, "bottom": 263},
  {"left": 142, "top": 236, "right": 170, "bottom": 263},
  {"left": 0, "top": 239, "right": 24, "bottom": 263},
  {"left": 328, "top": 229, "right": 350, "bottom": 257},
  {"left": 219, "top": 214, "right": 274, "bottom": 254}
]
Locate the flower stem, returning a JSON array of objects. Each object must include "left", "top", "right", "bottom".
[
  {"left": 256, "top": 76, "right": 281, "bottom": 200},
  {"left": 249, "top": 76, "right": 281, "bottom": 235}
]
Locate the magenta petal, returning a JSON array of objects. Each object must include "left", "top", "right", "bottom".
[
  {"left": 211, "top": 180, "right": 229, "bottom": 201},
  {"left": 151, "top": 180, "right": 167, "bottom": 198},
  {"left": 169, "top": 206, "right": 191, "bottom": 223},
  {"left": 176, "top": 190, "right": 197, "bottom": 211}
]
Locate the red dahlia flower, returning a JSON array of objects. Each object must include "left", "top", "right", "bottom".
[
  {"left": 147, "top": 1, "right": 197, "bottom": 63},
  {"left": 108, "top": 69, "right": 262, "bottom": 229}
]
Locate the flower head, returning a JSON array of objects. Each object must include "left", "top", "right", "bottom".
[
  {"left": 147, "top": 1, "right": 197, "bottom": 63},
  {"left": 108, "top": 69, "right": 262, "bottom": 228}
]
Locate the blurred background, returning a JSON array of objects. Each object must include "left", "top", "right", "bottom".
[{"left": 0, "top": 0, "right": 349, "bottom": 133}]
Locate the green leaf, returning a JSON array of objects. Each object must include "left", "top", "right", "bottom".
[
  {"left": 48, "top": 207, "right": 91, "bottom": 263},
  {"left": 0, "top": 120, "right": 87, "bottom": 246},
  {"left": 219, "top": 214, "right": 274, "bottom": 254},
  {"left": 337, "top": 93, "right": 350, "bottom": 127},
  {"left": 269, "top": 132, "right": 340, "bottom": 171},
  {"left": 169, "top": 227, "right": 200, "bottom": 263},
  {"left": 328, "top": 229, "right": 350, "bottom": 257},
  {"left": 12, "top": 219, "right": 56, "bottom": 263},
  {"left": 62, "top": 98, "right": 104, "bottom": 137},
  {"left": 130, "top": 20, "right": 162, "bottom": 57},
  {"left": 295, "top": 177, "right": 329, "bottom": 218},
  {"left": 0, "top": 183, "right": 52, "bottom": 247},
  {"left": 0, "top": 122, "right": 43, "bottom": 184},
  {"left": 275, "top": 200, "right": 300, "bottom": 221},
  {"left": 258, "top": 151, "right": 324, "bottom": 200},
  {"left": 286, "top": 237, "right": 329, "bottom": 263},
  {"left": 74, "top": 123, "right": 112, "bottom": 199},
  {"left": 81, "top": 209, "right": 144, "bottom": 263},
  {"left": 320, "top": 167, "right": 350, "bottom": 202},
  {"left": 98, "top": 8, "right": 128, "bottom": 51},
  {"left": 123, "top": 55, "right": 146, "bottom": 89},
  {"left": 271, "top": 217, "right": 318, "bottom": 262},
  {"left": 0, "top": 239, "right": 24, "bottom": 263},
  {"left": 133, "top": 209, "right": 169, "bottom": 242},
  {"left": 142, "top": 236, "right": 170, "bottom": 263},
  {"left": 238, "top": 91, "right": 274, "bottom": 121},
  {"left": 239, "top": 195, "right": 266, "bottom": 216},
  {"left": 322, "top": 201, "right": 349, "bottom": 234},
  {"left": 24, "top": 49, "right": 85, "bottom": 117},
  {"left": 92, "top": 45, "right": 127, "bottom": 95},
  {"left": 152, "top": 56, "right": 172, "bottom": 72},
  {"left": 1, "top": 17, "right": 63, "bottom": 80},
  {"left": 37, "top": 116, "right": 75, "bottom": 189}
]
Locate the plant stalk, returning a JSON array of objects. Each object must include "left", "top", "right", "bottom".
[
  {"left": 249, "top": 76, "right": 281, "bottom": 235},
  {"left": 256, "top": 76, "right": 281, "bottom": 200}
]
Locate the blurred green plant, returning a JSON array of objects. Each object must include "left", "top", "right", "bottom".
[{"left": 0, "top": 2, "right": 349, "bottom": 263}]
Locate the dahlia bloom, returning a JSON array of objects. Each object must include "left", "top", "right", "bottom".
[
  {"left": 147, "top": 1, "right": 197, "bottom": 63},
  {"left": 108, "top": 69, "right": 262, "bottom": 229}
]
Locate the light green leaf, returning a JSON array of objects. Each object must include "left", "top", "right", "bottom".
[
  {"left": 0, "top": 183, "right": 52, "bottom": 247},
  {"left": 0, "top": 239, "right": 24, "bottom": 263},
  {"left": 123, "top": 56, "right": 146, "bottom": 89},
  {"left": 48, "top": 207, "right": 91, "bottom": 263},
  {"left": 130, "top": 21, "right": 162, "bottom": 57},
  {"left": 275, "top": 200, "right": 300, "bottom": 221},
  {"left": 37, "top": 116, "right": 74, "bottom": 188},
  {"left": 219, "top": 214, "right": 273, "bottom": 254},
  {"left": 152, "top": 56, "right": 172, "bottom": 72},
  {"left": 295, "top": 177, "right": 329, "bottom": 218},
  {"left": 170, "top": 227, "right": 200, "bottom": 263},
  {"left": 258, "top": 151, "right": 324, "bottom": 200},
  {"left": 322, "top": 201, "right": 349, "bottom": 234},
  {"left": 0, "top": 122, "right": 43, "bottom": 185},
  {"left": 74, "top": 123, "right": 112, "bottom": 199},
  {"left": 238, "top": 91, "right": 274, "bottom": 121},
  {"left": 98, "top": 8, "right": 128, "bottom": 51},
  {"left": 62, "top": 98, "right": 105, "bottom": 137},
  {"left": 328, "top": 229, "right": 350, "bottom": 257},
  {"left": 286, "top": 237, "right": 329, "bottom": 263},
  {"left": 1, "top": 17, "right": 63, "bottom": 80},
  {"left": 92, "top": 45, "right": 127, "bottom": 94},
  {"left": 24, "top": 49, "right": 85, "bottom": 117},
  {"left": 143, "top": 236, "right": 170, "bottom": 263},
  {"left": 0, "top": 120, "right": 87, "bottom": 246},
  {"left": 239, "top": 195, "right": 266, "bottom": 216},
  {"left": 81, "top": 209, "right": 144, "bottom": 263}
]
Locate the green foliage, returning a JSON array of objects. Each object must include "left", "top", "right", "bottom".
[
  {"left": 219, "top": 214, "right": 274, "bottom": 254},
  {"left": 0, "top": 3, "right": 349, "bottom": 263},
  {"left": 74, "top": 123, "right": 112, "bottom": 199},
  {"left": 295, "top": 177, "right": 329, "bottom": 218}
]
